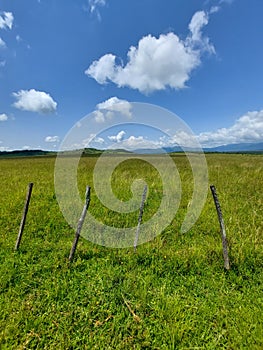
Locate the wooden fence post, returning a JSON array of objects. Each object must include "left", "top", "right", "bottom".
[
  {"left": 69, "top": 186, "right": 91, "bottom": 262},
  {"left": 134, "top": 185, "right": 147, "bottom": 252},
  {"left": 15, "top": 182, "right": 34, "bottom": 251},
  {"left": 210, "top": 185, "right": 230, "bottom": 270}
]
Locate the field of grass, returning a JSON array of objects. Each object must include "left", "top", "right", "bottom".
[{"left": 0, "top": 153, "right": 262, "bottom": 349}]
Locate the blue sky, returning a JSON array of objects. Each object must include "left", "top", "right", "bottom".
[{"left": 0, "top": 0, "right": 263, "bottom": 151}]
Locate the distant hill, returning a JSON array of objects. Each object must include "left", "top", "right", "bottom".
[
  {"left": 204, "top": 142, "right": 263, "bottom": 153},
  {"left": 134, "top": 142, "right": 263, "bottom": 154},
  {"left": 0, "top": 149, "right": 56, "bottom": 158},
  {"left": 0, "top": 148, "right": 132, "bottom": 158}
]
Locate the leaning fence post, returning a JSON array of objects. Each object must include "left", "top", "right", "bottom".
[
  {"left": 210, "top": 185, "right": 230, "bottom": 270},
  {"left": 134, "top": 185, "right": 147, "bottom": 252},
  {"left": 15, "top": 182, "right": 34, "bottom": 251},
  {"left": 69, "top": 186, "right": 91, "bottom": 262}
]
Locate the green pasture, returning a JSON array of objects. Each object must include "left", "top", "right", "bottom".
[{"left": 0, "top": 153, "right": 262, "bottom": 349}]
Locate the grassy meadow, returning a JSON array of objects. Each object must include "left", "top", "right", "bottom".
[{"left": 0, "top": 153, "right": 262, "bottom": 349}]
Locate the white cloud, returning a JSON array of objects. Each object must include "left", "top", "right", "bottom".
[
  {"left": 94, "top": 97, "right": 132, "bottom": 122},
  {"left": 108, "top": 130, "right": 126, "bottom": 143},
  {"left": 45, "top": 136, "right": 60, "bottom": 143},
  {"left": 94, "top": 136, "right": 105, "bottom": 144},
  {"left": 115, "top": 135, "right": 164, "bottom": 151},
  {"left": 0, "top": 12, "right": 14, "bottom": 30},
  {"left": 13, "top": 89, "right": 57, "bottom": 114},
  {"left": 87, "top": 54, "right": 116, "bottom": 84},
  {"left": 0, "top": 60, "right": 6, "bottom": 67},
  {"left": 97, "top": 97, "right": 132, "bottom": 117},
  {"left": 86, "top": 10, "right": 215, "bottom": 93},
  {"left": 188, "top": 11, "right": 208, "bottom": 42},
  {"left": 88, "top": 0, "right": 106, "bottom": 20},
  {"left": 198, "top": 110, "right": 263, "bottom": 147},
  {"left": 0, "top": 113, "right": 8, "bottom": 121},
  {"left": 93, "top": 110, "right": 106, "bottom": 123},
  {"left": 79, "top": 134, "right": 104, "bottom": 148},
  {"left": 210, "top": 6, "right": 220, "bottom": 14},
  {"left": 89, "top": 0, "right": 106, "bottom": 13},
  {"left": 0, "top": 37, "right": 6, "bottom": 48}
]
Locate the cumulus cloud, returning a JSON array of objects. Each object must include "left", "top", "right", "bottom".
[
  {"left": 85, "top": 9, "right": 215, "bottom": 93},
  {"left": 114, "top": 135, "right": 165, "bottom": 151},
  {"left": 0, "top": 113, "right": 8, "bottom": 121},
  {"left": 0, "top": 12, "right": 14, "bottom": 30},
  {"left": 108, "top": 130, "right": 126, "bottom": 143},
  {"left": 97, "top": 97, "right": 132, "bottom": 117},
  {"left": 12, "top": 89, "right": 57, "bottom": 114},
  {"left": 198, "top": 110, "right": 263, "bottom": 147},
  {"left": 45, "top": 136, "right": 60, "bottom": 143},
  {"left": 94, "top": 96, "right": 132, "bottom": 122}
]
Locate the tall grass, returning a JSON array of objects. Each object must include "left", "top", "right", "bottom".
[{"left": 0, "top": 154, "right": 262, "bottom": 349}]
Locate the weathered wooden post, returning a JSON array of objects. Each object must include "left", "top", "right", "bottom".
[
  {"left": 210, "top": 185, "right": 230, "bottom": 270},
  {"left": 134, "top": 185, "right": 147, "bottom": 252},
  {"left": 15, "top": 182, "right": 34, "bottom": 251},
  {"left": 69, "top": 186, "right": 91, "bottom": 262}
]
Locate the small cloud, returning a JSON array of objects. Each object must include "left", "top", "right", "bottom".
[
  {"left": 22, "top": 145, "right": 31, "bottom": 150},
  {"left": 88, "top": 0, "right": 106, "bottom": 20},
  {"left": 93, "top": 97, "right": 132, "bottom": 123},
  {"left": 16, "top": 35, "right": 22, "bottom": 42},
  {"left": 97, "top": 97, "right": 132, "bottom": 117},
  {"left": 13, "top": 89, "right": 57, "bottom": 114},
  {"left": 0, "top": 60, "right": 6, "bottom": 67},
  {"left": 0, "top": 37, "right": 6, "bottom": 48},
  {"left": 45, "top": 135, "right": 60, "bottom": 143},
  {"left": 115, "top": 135, "right": 164, "bottom": 151},
  {"left": 210, "top": 6, "right": 220, "bottom": 14},
  {"left": 108, "top": 130, "right": 126, "bottom": 143},
  {"left": 0, "top": 113, "right": 8, "bottom": 121},
  {"left": 0, "top": 12, "right": 14, "bottom": 30},
  {"left": 94, "top": 136, "right": 105, "bottom": 144}
]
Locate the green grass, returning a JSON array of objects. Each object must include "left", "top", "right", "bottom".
[{"left": 0, "top": 154, "right": 262, "bottom": 349}]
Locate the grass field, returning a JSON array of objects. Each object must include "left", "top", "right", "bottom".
[{"left": 0, "top": 153, "right": 262, "bottom": 349}]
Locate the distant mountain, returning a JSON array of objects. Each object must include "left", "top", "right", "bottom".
[
  {"left": 134, "top": 142, "right": 263, "bottom": 154},
  {"left": 204, "top": 142, "right": 263, "bottom": 153}
]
